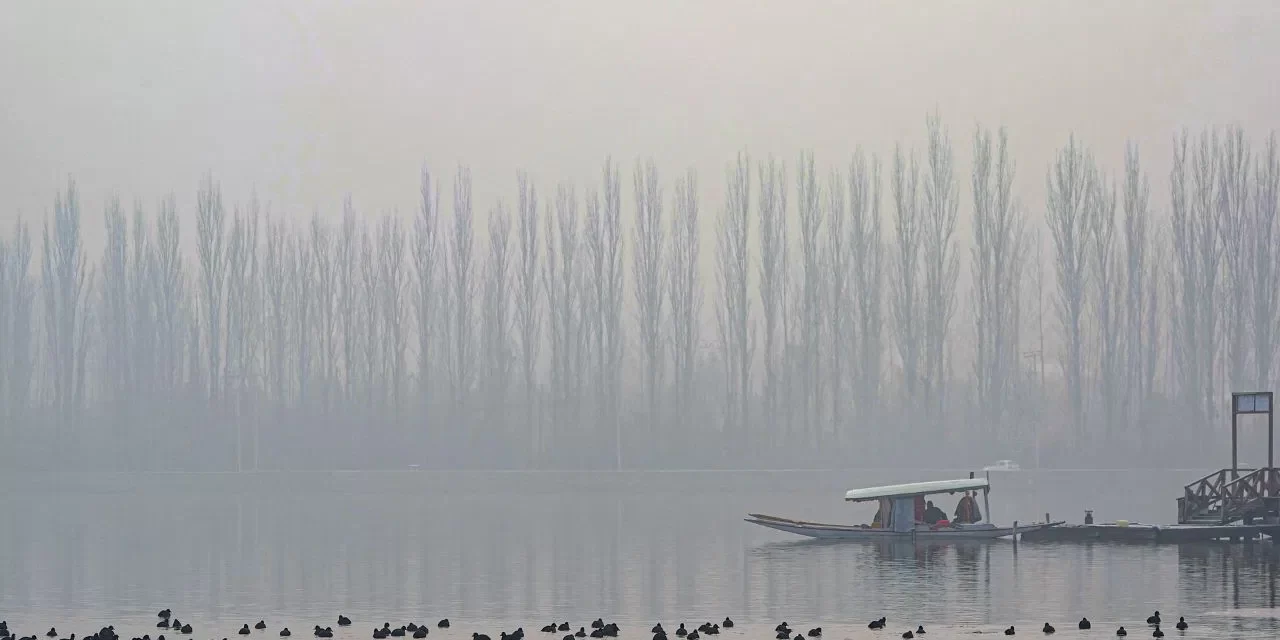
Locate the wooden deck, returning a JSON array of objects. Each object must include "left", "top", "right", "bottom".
[{"left": 1020, "top": 522, "right": 1280, "bottom": 543}]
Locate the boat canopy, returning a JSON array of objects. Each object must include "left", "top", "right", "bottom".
[{"left": 844, "top": 477, "right": 990, "bottom": 502}]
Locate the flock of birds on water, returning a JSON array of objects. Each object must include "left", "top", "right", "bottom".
[{"left": 0, "top": 610, "right": 1194, "bottom": 640}]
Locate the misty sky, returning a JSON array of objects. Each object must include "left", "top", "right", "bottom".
[{"left": 3, "top": 1, "right": 1279, "bottom": 241}]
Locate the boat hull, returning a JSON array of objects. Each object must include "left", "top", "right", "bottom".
[{"left": 745, "top": 513, "right": 1063, "bottom": 540}]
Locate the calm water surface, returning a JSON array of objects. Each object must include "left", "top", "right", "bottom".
[{"left": 1, "top": 470, "right": 1278, "bottom": 640}]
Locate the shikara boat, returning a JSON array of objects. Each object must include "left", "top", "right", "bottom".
[{"left": 745, "top": 475, "right": 1063, "bottom": 541}]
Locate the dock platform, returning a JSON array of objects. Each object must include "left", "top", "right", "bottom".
[{"left": 1021, "top": 522, "right": 1280, "bottom": 543}]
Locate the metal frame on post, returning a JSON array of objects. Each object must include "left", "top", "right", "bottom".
[{"left": 1231, "top": 391, "right": 1275, "bottom": 476}]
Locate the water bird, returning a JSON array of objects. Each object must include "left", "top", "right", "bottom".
[
  {"left": 1116, "top": 628, "right": 1126, "bottom": 637},
  {"left": 722, "top": 620, "right": 733, "bottom": 630},
  {"left": 776, "top": 632, "right": 788, "bottom": 640},
  {"left": 1151, "top": 629, "right": 1162, "bottom": 639},
  {"left": 704, "top": 626, "right": 718, "bottom": 636},
  {"left": 240, "top": 627, "right": 251, "bottom": 636},
  {"left": 179, "top": 626, "right": 191, "bottom": 635},
  {"left": 1043, "top": 625, "right": 1055, "bottom": 635},
  {"left": 916, "top": 628, "right": 926, "bottom": 636},
  {"left": 337, "top": 619, "right": 351, "bottom": 628},
  {"left": 901, "top": 633, "right": 913, "bottom": 640},
  {"left": 159, "top": 611, "right": 171, "bottom": 620},
  {"left": 542, "top": 627, "right": 557, "bottom": 635},
  {"left": 808, "top": 630, "right": 822, "bottom": 638},
  {"left": 869, "top": 619, "right": 886, "bottom": 630},
  {"left": 557, "top": 626, "right": 569, "bottom": 633},
  {"left": 391, "top": 628, "right": 406, "bottom": 637},
  {"left": 157, "top": 622, "right": 169, "bottom": 630},
  {"left": 256, "top": 624, "right": 266, "bottom": 632},
  {"left": 1079, "top": 620, "right": 1091, "bottom": 631},
  {"left": 591, "top": 622, "right": 603, "bottom": 631},
  {"left": 280, "top": 631, "right": 290, "bottom": 638},
  {"left": 1146, "top": 614, "right": 1160, "bottom": 626},
  {"left": 1004, "top": 628, "right": 1015, "bottom": 636},
  {"left": 413, "top": 629, "right": 427, "bottom": 639},
  {"left": 686, "top": 632, "right": 698, "bottom": 640},
  {"left": 437, "top": 623, "right": 449, "bottom": 631},
  {"left": 775, "top": 624, "right": 790, "bottom": 634},
  {"left": 1174, "top": 619, "right": 1186, "bottom": 631},
  {"left": 651, "top": 627, "right": 663, "bottom": 635},
  {"left": 373, "top": 630, "right": 388, "bottom": 639},
  {"left": 472, "top": 635, "right": 490, "bottom": 640},
  {"left": 574, "top": 630, "right": 585, "bottom": 639},
  {"left": 653, "top": 635, "right": 665, "bottom": 640}
]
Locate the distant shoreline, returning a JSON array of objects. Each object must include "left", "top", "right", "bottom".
[{"left": 0, "top": 467, "right": 1212, "bottom": 495}]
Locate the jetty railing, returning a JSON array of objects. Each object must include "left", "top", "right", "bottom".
[{"left": 1179, "top": 467, "right": 1280, "bottom": 524}]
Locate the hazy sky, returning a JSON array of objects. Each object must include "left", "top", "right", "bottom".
[{"left": 3, "top": 1, "right": 1279, "bottom": 240}]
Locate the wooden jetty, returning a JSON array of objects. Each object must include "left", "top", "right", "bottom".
[
  {"left": 1027, "top": 392, "right": 1280, "bottom": 544},
  {"left": 1021, "top": 522, "right": 1280, "bottom": 543}
]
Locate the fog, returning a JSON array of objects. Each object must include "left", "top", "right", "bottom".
[{"left": 3, "top": 1, "right": 1280, "bottom": 471}]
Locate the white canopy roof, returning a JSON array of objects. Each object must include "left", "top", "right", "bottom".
[{"left": 844, "top": 477, "right": 989, "bottom": 502}]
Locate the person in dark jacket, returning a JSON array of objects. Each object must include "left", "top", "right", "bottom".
[{"left": 923, "top": 500, "right": 948, "bottom": 525}]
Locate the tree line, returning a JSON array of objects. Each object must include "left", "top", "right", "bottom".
[{"left": 1, "top": 117, "right": 1276, "bottom": 471}]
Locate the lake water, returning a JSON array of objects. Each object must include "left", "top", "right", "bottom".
[{"left": 2, "top": 470, "right": 1279, "bottom": 640}]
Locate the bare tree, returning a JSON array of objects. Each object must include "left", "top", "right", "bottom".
[
  {"left": 890, "top": 145, "right": 922, "bottom": 402},
  {"left": 757, "top": 156, "right": 788, "bottom": 442},
  {"left": 1170, "top": 130, "right": 1223, "bottom": 432},
  {"left": 4, "top": 220, "right": 35, "bottom": 443},
  {"left": 448, "top": 167, "right": 477, "bottom": 425},
  {"left": 264, "top": 217, "right": 289, "bottom": 416},
  {"left": 1121, "top": 143, "right": 1157, "bottom": 429},
  {"left": 717, "top": 152, "right": 753, "bottom": 454},
  {"left": 1, "top": 219, "right": 35, "bottom": 448},
  {"left": 98, "top": 196, "right": 132, "bottom": 446},
  {"left": 378, "top": 215, "right": 407, "bottom": 421},
  {"left": 544, "top": 183, "right": 582, "bottom": 451},
  {"left": 226, "top": 198, "right": 261, "bottom": 468},
  {"left": 668, "top": 168, "right": 701, "bottom": 439},
  {"left": 1047, "top": 135, "right": 1094, "bottom": 434},
  {"left": 358, "top": 222, "right": 381, "bottom": 412},
  {"left": 1253, "top": 134, "right": 1280, "bottom": 390},
  {"left": 921, "top": 113, "right": 960, "bottom": 424},
  {"left": 848, "top": 151, "right": 883, "bottom": 431},
  {"left": 43, "top": 178, "right": 94, "bottom": 446},
  {"left": 514, "top": 172, "right": 542, "bottom": 463},
  {"left": 971, "top": 126, "right": 1024, "bottom": 438},
  {"left": 196, "top": 173, "right": 227, "bottom": 402},
  {"left": 796, "top": 151, "right": 823, "bottom": 442},
  {"left": 337, "top": 198, "right": 360, "bottom": 405},
  {"left": 482, "top": 203, "right": 513, "bottom": 451},
  {"left": 823, "top": 166, "right": 850, "bottom": 437},
  {"left": 594, "top": 160, "right": 625, "bottom": 467},
  {"left": 632, "top": 159, "right": 665, "bottom": 446},
  {"left": 289, "top": 228, "right": 315, "bottom": 411},
  {"left": 1218, "top": 127, "right": 1251, "bottom": 395},
  {"left": 412, "top": 169, "right": 441, "bottom": 432},
  {"left": 1089, "top": 166, "right": 1121, "bottom": 440},
  {"left": 310, "top": 211, "right": 336, "bottom": 413},
  {"left": 154, "top": 198, "right": 184, "bottom": 412}
]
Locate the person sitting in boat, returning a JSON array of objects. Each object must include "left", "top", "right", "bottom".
[
  {"left": 871, "top": 498, "right": 892, "bottom": 528},
  {"left": 953, "top": 491, "right": 982, "bottom": 524},
  {"left": 923, "top": 500, "right": 948, "bottom": 525}
]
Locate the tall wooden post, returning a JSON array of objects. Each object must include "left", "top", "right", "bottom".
[{"left": 1231, "top": 391, "right": 1275, "bottom": 487}]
